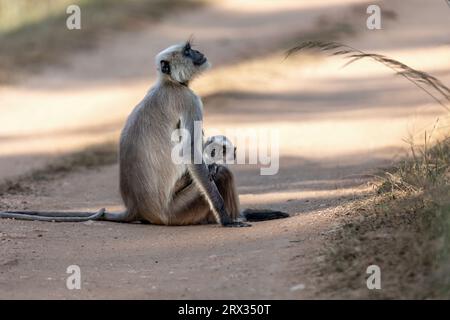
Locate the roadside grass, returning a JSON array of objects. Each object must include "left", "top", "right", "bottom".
[
  {"left": 315, "top": 134, "right": 450, "bottom": 298},
  {"left": 0, "top": 0, "right": 203, "bottom": 83},
  {"left": 286, "top": 41, "right": 450, "bottom": 298},
  {"left": 377, "top": 133, "right": 450, "bottom": 296}
]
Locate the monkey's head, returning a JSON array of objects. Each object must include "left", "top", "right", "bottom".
[
  {"left": 155, "top": 40, "right": 211, "bottom": 85},
  {"left": 204, "top": 135, "right": 237, "bottom": 165}
]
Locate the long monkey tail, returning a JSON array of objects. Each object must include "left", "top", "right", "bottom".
[
  {"left": 0, "top": 208, "right": 131, "bottom": 223},
  {"left": 241, "top": 208, "right": 290, "bottom": 222}
]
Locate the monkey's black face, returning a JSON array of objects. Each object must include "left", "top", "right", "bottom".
[
  {"left": 156, "top": 42, "right": 211, "bottom": 83},
  {"left": 183, "top": 43, "right": 207, "bottom": 66}
]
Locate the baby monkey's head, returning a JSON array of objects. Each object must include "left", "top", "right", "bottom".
[
  {"left": 204, "top": 135, "right": 237, "bottom": 165},
  {"left": 155, "top": 40, "right": 211, "bottom": 85}
]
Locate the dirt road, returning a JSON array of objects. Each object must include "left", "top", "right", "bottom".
[{"left": 0, "top": 0, "right": 449, "bottom": 298}]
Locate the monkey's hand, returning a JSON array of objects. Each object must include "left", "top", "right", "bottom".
[
  {"left": 185, "top": 118, "right": 242, "bottom": 227},
  {"left": 208, "top": 163, "right": 219, "bottom": 180}
]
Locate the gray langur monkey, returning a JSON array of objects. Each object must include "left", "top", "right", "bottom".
[{"left": 0, "top": 40, "right": 288, "bottom": 226}]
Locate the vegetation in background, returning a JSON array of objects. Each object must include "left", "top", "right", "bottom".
[
  {"left": 0, "top": 0, "right": 203, "bottom": 83},
  {"left": 287, "top": 41, "right": 450, "bottom": 298}
]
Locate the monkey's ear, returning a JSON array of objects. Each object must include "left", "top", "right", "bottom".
[{"left": 160, "top": 60, "right": 170, "bottom": 75}]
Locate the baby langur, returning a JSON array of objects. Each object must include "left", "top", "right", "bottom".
[
  {"left": 204, "top": 135, "right": 289, "bottom": 223},
  {"left": 0, "top": 40, "right": 288, "bottom": 226}
]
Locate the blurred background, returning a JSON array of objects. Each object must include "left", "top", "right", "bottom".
[
  {"left": 0, "top": 0, "right": 448, "bottom": 178},
  {"left": 0, "top": 0, "right": 448, "bottom": 204},
  {"left": 0, "top": 0, "right": 449, "bottom": 299}
]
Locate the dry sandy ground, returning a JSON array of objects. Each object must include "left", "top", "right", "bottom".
[{"left": 0, "top": 0, "right": 449, "bottom": 298}]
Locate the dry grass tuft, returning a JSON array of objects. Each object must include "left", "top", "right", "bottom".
[
  {"left": 379, "top": 136, "right": 450, "bottom": 195},
  {"left": 286, "top": 41, "right": 450, "bottom": 112}
]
